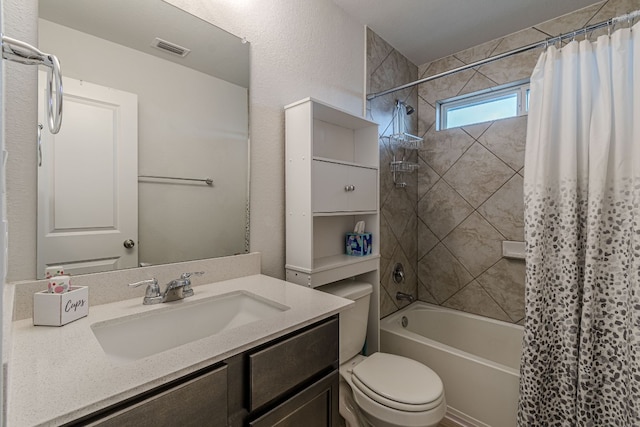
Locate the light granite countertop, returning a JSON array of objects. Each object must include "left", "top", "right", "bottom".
[{"left": 8, "top": 274, "right": 352, "bottom": 427}]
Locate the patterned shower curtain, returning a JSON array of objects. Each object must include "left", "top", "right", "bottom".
[{"left": 518, "top": 24, "right": 640, "bottom": 426}]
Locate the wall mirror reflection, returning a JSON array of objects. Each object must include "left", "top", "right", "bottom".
[{"left": 36, "top": 0, "right": 250, "bottom": 279}]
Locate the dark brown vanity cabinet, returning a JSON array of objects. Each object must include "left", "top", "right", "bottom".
[
  {"left": 248, "top": 371, "right": 339, "bottom": 427},
  {"left": 68, "top": 316, "right": 340, "bottom": 427},
  {"left": 245, "top": 316, "right": 340, "bottom": 427},
  {"left": 83, "top": 364, "right": 229, "bottom": 427}
]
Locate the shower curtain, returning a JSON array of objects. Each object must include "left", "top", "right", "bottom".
[{"left": 519, "top": 24, "right": 640, "bottom": 426}]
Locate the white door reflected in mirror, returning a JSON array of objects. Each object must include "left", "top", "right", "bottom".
[{"left": 37, "top": 72, "right": 139, "bottom": 278}]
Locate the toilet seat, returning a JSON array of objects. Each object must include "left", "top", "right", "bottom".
[
  {"left": 351, "top": 375, "right": 444, "bottom": 412},
  {"left": 351, "top": 353, "right": 444, "bottom": 412}
]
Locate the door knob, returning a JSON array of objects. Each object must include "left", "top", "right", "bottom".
[{"left": 123, "top": 239, "right": 135, "bottom": 249}]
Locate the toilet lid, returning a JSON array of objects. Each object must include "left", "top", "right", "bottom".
[{"left": 351, "top": 353, "right": 443, "bottom": 410}]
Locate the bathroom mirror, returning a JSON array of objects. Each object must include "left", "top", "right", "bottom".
[{"left": 35, "top": 0, "right": 250, "bottom": 278}]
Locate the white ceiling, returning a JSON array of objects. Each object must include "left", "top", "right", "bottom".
[{"left": 333, "top": 0, "right": 600, "bottom": 65}]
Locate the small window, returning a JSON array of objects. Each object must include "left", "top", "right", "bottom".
[{"left": 437, "top": 80, "right": 530, "bottom": 130}]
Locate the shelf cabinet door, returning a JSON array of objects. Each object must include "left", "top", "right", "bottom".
[
  {"left": 313, "top": 161, "right": 349, "bottom": 213},
  {"left": 347, "top": 166, "right": 376, "bottom": 211},
  {"left": 313, "top": 161, "right": 376, "bottom": 213}
]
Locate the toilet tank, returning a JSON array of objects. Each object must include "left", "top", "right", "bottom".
[{"left": 319, "top": 279, "right": 372, "bottom": 362}]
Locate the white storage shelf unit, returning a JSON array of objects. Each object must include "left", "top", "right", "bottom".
[
  {"left": 285, "top": 97, "right": 381, "bottom": 355},
  {"left": 285, "top": 98, "right": 380, "bottom": 288}
]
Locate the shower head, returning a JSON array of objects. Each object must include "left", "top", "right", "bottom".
[{"left": 396, "top": 100, "right": 415, "bottom": 115}]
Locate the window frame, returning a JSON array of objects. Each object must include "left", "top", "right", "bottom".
[{"left": 436, "top": 79, "right": 530, "bottom": 131}]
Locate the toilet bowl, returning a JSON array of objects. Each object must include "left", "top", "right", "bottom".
[
  {"left": 339, "top": 353, "right": 446, "bottom": 427},
  {"left": 319, "top": 280, "right": 446, "bottom": 427}
]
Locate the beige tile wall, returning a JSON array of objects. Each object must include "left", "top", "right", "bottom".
[
  {"left": 415, "top": 0, "right": 640, "bottom": 323},
  {"left": 368, "top": 0, "right": 640, "bottom": 322},
  {"left": 366, "top": 28, "right": 420, "bottom": 318}
]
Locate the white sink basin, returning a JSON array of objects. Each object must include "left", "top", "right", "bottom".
[{"left": 91, "top": 291, "right": 290, "bottom": 362}]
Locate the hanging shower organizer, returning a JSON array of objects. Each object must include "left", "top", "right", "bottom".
[
  {"left": 385, "top": 100, "right": 422, "bottom": 188},
  {"left": 390, "top": 158, "right": 419, "bottom": 188},
  {"left": 2, "top": 35, "right": 63, "bottom": 134}
]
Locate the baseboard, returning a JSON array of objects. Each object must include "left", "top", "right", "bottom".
[{"left": 441, "top": 410, "right": 484, "bottom": 427}]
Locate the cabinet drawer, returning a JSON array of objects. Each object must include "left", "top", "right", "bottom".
[
  {"left": 249, "top": 370, "right": 340, "bottom": 427},
  {"left": 249, "top": 317, "right": 338, "bottom": 411},
  {"left": 84, "top": 364, "right": 227, "bottom": 427},
  {"left": 313, "top": 161, "right": 377, "bottom": 213}
]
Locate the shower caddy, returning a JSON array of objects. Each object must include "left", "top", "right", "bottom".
[
  {"left": 2, "top": 35, "right": 63, "bottom": 134},
  {"left": 386, "top": 100, "right": 422, "bottom": 188}
]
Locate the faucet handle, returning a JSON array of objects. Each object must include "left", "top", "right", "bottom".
[
  {"left": 128, "top": 278, "right": 162, "bottom": 304},
  {"left": 179, "top": 272, "right": 204, "bottom": 298},
  {"left": 180, "top": 271, "right": 204, "bottom": 280}
]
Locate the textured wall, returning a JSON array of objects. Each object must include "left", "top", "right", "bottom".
[
  {"left": 366, "top": 29, "right": 419, "bottom": 318},
  {"left": 415, "top": 0, "right": 640, "bottom": 323},
  {"left": 4, "top": 0, "right": 38, "bottom": 281},
  {"left": 164, "top": 0, "right": 366, "bottom": 280},
  {"left": 4, "top": 0, "right": 366, "bottom": 281}
]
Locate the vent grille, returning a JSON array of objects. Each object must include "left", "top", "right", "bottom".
[{"left": 151, "top": 38, "right": 190, "bottom": 57}]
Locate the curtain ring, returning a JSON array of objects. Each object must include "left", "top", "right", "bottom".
[{"left": 580, "top": 28, "right": 587, "bottom": 41}]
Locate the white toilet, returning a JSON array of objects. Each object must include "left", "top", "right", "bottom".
[{"left": 321, "top": 280, "right": 447, "bottom": 427}]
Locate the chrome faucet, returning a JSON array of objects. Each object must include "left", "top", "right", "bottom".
[
  {"left": 128, "top": 272, "right": 205, "bottom": 305},
  {"left": 396, "top": 291, "right": 415, "bottom": 303},
  {"left": 167, "top": 272, "right": 204, "bottom": 299},
  {"left": 128, "top": 278, "right": 162, "bottom": 305}
]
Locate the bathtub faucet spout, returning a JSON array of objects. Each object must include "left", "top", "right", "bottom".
[{"left": 396, "top": 291, "right": 415, "bottom": 303}]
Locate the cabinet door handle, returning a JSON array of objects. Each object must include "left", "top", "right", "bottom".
[{"left": 344, "top": 185, "right": 353, "bottom": 192}]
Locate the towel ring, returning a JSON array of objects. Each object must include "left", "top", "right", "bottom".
[
  {"left": 46, "top": 55, "right": 63, "bottom": 133},
  {"left": 1, "top": 35, "right": 63, "bottom": 134}
]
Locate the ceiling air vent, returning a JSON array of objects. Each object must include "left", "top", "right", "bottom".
[{"left": 151, "top": 37, "right": 191, "bottom": 57}]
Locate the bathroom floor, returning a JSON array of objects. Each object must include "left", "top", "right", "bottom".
[{"left": 338, "top": 418, "right": 459, "bottom": 426}]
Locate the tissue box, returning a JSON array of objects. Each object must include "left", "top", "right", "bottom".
[
  {"left": 346, "top": 232, "right": 372, "bottom": 256},
  {"left": 33, "top": 286, "right": 89, "bottom": 326}
]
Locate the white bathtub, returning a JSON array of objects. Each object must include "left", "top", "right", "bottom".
[{"left": 380, "top": 302, "right": 523, "bottom": 427}]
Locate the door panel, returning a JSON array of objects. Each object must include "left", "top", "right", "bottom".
[
  {"left": 37, "top": 73, "right": 138, "bottom": 278},
  {"left": 52, "top": 99, "right": 116, "bottom": 229}
]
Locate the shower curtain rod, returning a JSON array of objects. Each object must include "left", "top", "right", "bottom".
[{"left": 366, "top": 9, "right": 640, "bottom": 101}]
